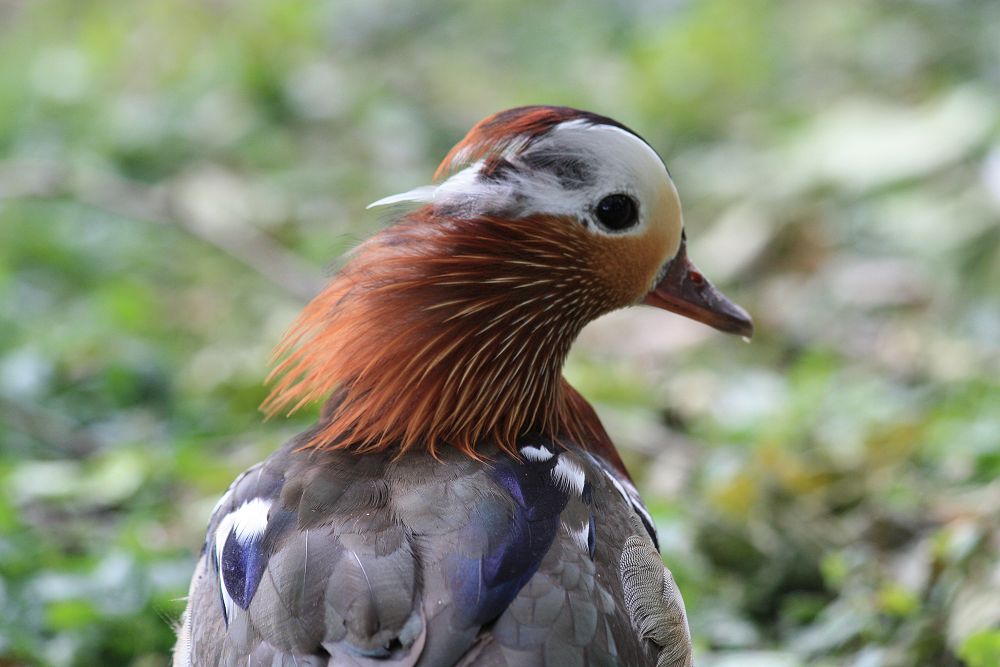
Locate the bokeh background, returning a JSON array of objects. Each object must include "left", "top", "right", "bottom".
[{"left": 1, "top": 1, "right": 999, "bottom": 665}]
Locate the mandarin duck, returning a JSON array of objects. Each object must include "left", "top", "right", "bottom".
[{"left": 174, "top": 106, "right": 752, "bottom": 667}]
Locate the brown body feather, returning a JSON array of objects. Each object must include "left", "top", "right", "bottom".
[{"left": 263, "top": 207, "right": 626, "bottom": 463}]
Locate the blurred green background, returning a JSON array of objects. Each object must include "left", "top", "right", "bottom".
[{"left": 1, "top": 1, "right": 999, "bottom": 665}]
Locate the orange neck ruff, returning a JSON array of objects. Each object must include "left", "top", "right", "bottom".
[{"left": 262, "top": 209, "right": 621, "bottom": 465}]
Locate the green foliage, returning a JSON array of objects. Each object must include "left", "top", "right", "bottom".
[
  {"left": 960, "top": 631, "right": 1000, "bottom": 667},
  {"left": 1, "top": 1, "right": 998, "bottom": 665}
]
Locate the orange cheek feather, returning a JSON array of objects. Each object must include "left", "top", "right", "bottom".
[{"left": 584, "top": 218, "right": 675, "bottom": 309}]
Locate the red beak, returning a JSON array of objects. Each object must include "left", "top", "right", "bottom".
[{"left": 643, "top": 235, "right": 754, "bottom": 338}]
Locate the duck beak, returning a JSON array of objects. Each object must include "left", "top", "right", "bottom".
[{"left": 643, "top": 235, "right": 754, "bottom": 338}]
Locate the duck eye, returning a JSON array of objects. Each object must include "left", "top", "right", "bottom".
[{"left": 594, "top": 194, "right": 638, "bottom": 231}]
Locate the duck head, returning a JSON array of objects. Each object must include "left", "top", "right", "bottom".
[{"left": 263, "top": 106, "right": 752, "bottom": 458}]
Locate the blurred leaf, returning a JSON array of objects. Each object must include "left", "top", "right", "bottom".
[
  {"left": 877, "top": 583, "right": 919, "bottom": 618},
  {"left": 46, "top": 599, "right": 99, "bottom": 631},
  {"left": 959, "top": 630, "right": 1000, "bottom": 667}
]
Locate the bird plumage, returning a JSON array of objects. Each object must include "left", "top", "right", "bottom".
[
  {"left": 261, "top": 212, "right": 618, "bottom": 459},
  {"left": 176, "top": 433, "right": 684, "bottom": 666},
  {"left": 175, "top": 106, "right": 751, "bottom": 666}
]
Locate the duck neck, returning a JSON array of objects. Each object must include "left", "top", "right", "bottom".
[{"left": 262, "top": 210, "right": 615, "bottom": 459}]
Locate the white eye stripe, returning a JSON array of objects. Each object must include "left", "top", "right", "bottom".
[
  {"left": 367, "top": 185, "right": 438, "bottom": 209},
  {"left": 367, "top": 121, "right": 673, "bottom": 240}
]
